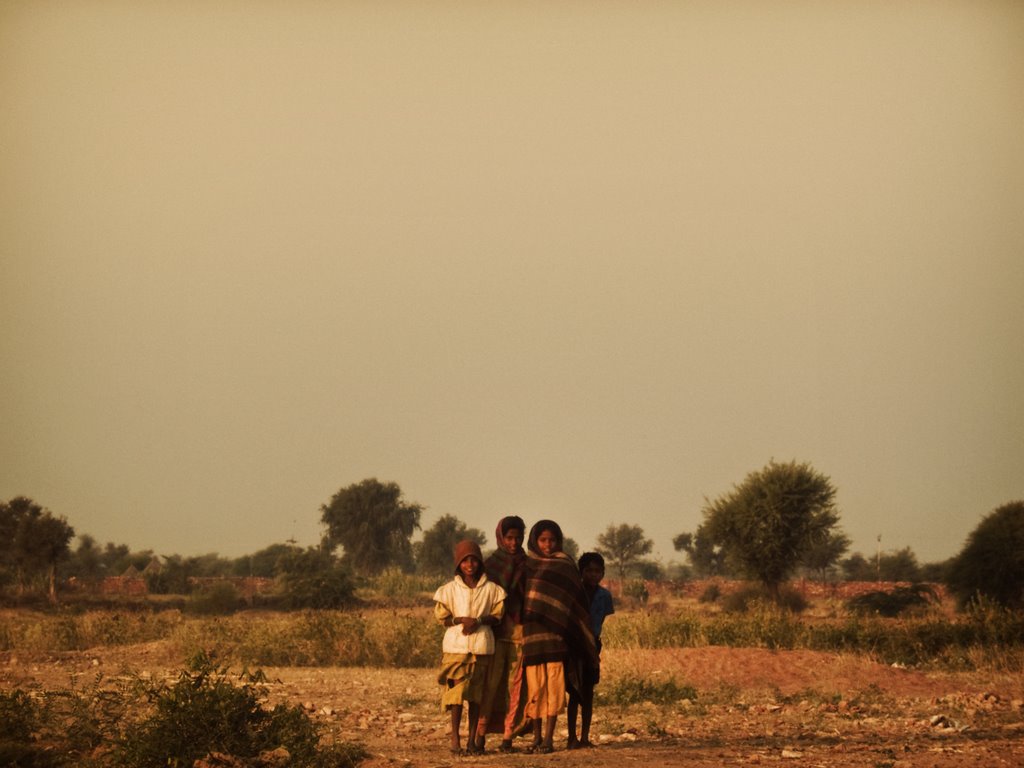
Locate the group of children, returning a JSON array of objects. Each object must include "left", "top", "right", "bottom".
[{"left": 432, "top": 516, "right": 614, "bottom": 755}]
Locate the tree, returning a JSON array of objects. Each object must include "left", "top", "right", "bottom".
[
  {"left": 946, "top": 501, "right": 1024, "bottom": 609},
  {"left": 878, "top": 547, "right": 921, "bottom": 582},
  {"left": 800, "top": 529, "right": 851, "bottom": 582},
  {"left": 596, "top": 523, "right": 653, "bottom": 581},
  {"left": 275, "top": 545, "right": 355, "bottom": 609},
  {"left": 700, "top": 460, "right": 840, "bottom": 601},
  {"left": 231, "top": 543, "right": 296, "bottom": 578},
  {"left": 673, "top": 529, "right": 730, "bottom": 577},
  {"left": 0, "top": 497, "right": 75, "bottom": 602},
  {"left": 840, "top": 552, "right": 874, "bottom": 581},
  {"left": 563, "top": 537, "right": 579, "bottom": 560},
  {"left": 63, "top": 534, "right": 104, "bottom": 585},
  {"left": 415, "top": 515, "right": 486, "bottom": 576},
  {"left": 320, "top": 479, "right": 423, "bottom": 575}
]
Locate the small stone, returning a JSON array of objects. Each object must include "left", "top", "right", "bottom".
[
  {"left": 398, "top": 712, "right": 416, "bottom": 722},
  {"left": 781, "top": 749, "right": 802, "bottom": 759},
  {"left": 618, "top": 732, "right": 638, "bottom": 742}
]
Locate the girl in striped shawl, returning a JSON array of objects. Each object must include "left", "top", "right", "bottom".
[{"left": 521, "top": 520, "right": 598, "bottom": 753}]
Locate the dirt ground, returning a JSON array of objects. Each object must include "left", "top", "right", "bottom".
[{"left": 4, "top": 643, "right": 1024, "bottom": 768}]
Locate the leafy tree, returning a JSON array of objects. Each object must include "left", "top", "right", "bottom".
[
  {"left": 878, "top": 546, "right": 921, "bottom": 582},
  {"left": 840, "top": 552, "right": 874, "bottom": 581},
  {"left": 320, "top": 479, "right": 423, "bottom": 575},
  {"left": 632, "top": 558, "right": 665, "bottom": 580},
  {"left": 563, "top": 537, "right": 580, "bottom": 560},
  {"left": 275, "top": 546, "right": 355, "bottom": 609},
  {"left": 800, "top": 529, "right": 851, "bottom": 582},
  {"left": 231, "top": 543, "right": 296, "bottom": 577},
  {"left": 699, "top": 460, "right": 840, "bottom": 601},
  {"left": 673, "top": 529, "right": 730, "bottom": 577},
  {"left": 0, "top": 496, "right": 75, "bottom": 602},
  {"left": 415, "top": 515, "right": 486, "bottom": 576},
  {"left": 946, "top": 501, "right": 1024, "bottom": 609},
  {"left": 919, "top": 558, "right": 953, "bottom": 583},
  {"left": 64, "top": 533, "right": 105, "bottom": 585},
  {"left": 596, "top": 523, "right": 653, "bottom": 581},
  {"left": 840, "top": 547, "right": 924, "bottom": 582}
]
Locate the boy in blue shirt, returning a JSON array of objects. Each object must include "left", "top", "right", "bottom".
[{"left": 567, "top": 551, "right": 614, "bottom": 749}]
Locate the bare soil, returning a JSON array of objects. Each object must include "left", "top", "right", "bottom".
[{"left": 4, "top": 643, "right": 1023, "bottom": 767}]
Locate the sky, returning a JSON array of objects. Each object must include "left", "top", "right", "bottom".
[{"left": 2, "top": 1, "right": 1022, "bottom": 568}]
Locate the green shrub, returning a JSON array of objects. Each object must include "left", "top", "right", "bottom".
[
  {"left": 698, "top": 583, "right": 721, "bottom": 604},
  {"left": 118, "top": 651, "right": 321, "bottom": 767},
  {"left": 186, "top": 582, "right": 242, "bottom": 615},
  {"left": 623, "top": 580, "right": 650, "bottom": 605},
  {"left": 0, "top": 689, "right": 38, "bottom": 743},
  {"left": 846, "top": 584, "right": 939, "bottom": 617},
  {"left": 721, "top": 584, "right": 807, "bottom": 614}
]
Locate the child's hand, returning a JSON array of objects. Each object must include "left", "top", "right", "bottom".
[{"left": 458, "top": 617, "right": 479, "bottom": 635}]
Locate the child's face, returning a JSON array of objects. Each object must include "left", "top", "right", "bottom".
[
  {"left": 459, "top": 555, "right": 481, "bottom": 579},
  {"left": 501, "top": 527, "right": 524, "bottom": 555},
  {"left": 536, "top": 529, "right": 560, "bottom": 557},
  {"left": 581, "top": 562, "right": 605, "bottom": 588}
]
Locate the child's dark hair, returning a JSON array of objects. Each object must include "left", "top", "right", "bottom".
[{"left": 578, "top": 551, "right": 605, "bottom": 572}]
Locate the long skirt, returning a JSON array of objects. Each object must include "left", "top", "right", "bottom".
[
  {"left": 524, "top": 661, "right": 566, "bottom": 719},
  {"left": 438, "top": 653, "right": 491, "bottom": 710},
  {"left": 477, "top": 628, "right": 527, "bottom": 736}
]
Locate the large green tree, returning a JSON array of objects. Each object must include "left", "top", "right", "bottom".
[
  {"left": 320, "top": 479, "right": 423, "bottom": 575},
  {"left": 415, "top": 514, "right": 486, "bottom": 576},
  {"left": 596, "top": 523, "right": 653, "bottom": 581},
  {"left": 946, "top": 501, "right": 1024, "bottom": 609},
  {"left": 700, "top": 460, "right": 840, "bottom": 601},
  {"left": 0, "top": 496, "right": 75, "bottom": 602}
]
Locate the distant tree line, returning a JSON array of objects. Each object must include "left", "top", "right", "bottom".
[{"left": 3, "top": 471, "right": 1022, "bottom": 611}]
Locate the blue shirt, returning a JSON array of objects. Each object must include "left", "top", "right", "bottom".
[{"left": 589, "top": 585, "right": 614, "bottom": 641}]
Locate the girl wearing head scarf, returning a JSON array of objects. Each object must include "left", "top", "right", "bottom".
[
  {"left": 433, "top": 539, "right": 506, "bottom": 754},
  {"left": 520, "top": 520, "right": 598, "bottom": 753},
  {"left": 473, "top": 516, "right": 528, "bottom": 752}
]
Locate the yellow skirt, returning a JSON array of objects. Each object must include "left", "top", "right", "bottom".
[
  {"left": 438, "top": 653, "right": 492, "bottom": 710},
  {"left": 524, "top": 661, "right": 566, "bottom": 718}
]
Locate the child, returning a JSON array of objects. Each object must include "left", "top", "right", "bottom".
[
  {"left": 475, "top": 516, "right": 528, "bottom": 753},
  {"left": 567, "top": 551, "right": 615, "bottom": 749},
  {"left": 521, "top": 520, "right": 598, "bottom": 754},
  {"left": 433, "top": 539, "right": 506, "bottom": 755}
]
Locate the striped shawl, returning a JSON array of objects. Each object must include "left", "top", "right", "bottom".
[{"left": 521, "top": 551, "right": 598, "bottom": 672}]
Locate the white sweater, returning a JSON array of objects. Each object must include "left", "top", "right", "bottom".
[{"left": 433, "top": 574, "right": 506, "bottom": 655}]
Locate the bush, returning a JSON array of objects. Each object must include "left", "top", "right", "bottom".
[
  {"left": 118, "top": 651, "right": 321, "bottom": 767},
  {"left": 698, "top": 583, "right": 722, "bottom": 604},
  {"left": 0, "top": 689, "right": 38, "bottom": 743},
  {"left": 946, "top": 501, "right": 1024, "bottom": 609},
  {"left": 278, "top": 568, "right": 356, "bottom": 610},
  {"left": 846, "top": 584, "right": 939, "bottom": 617},
  {"left": 721, "top": 584, "right": 807, "bottom": 614},
  {"left": 186, "top": 581, "right": 242, "bottom": 615},
  {"left": 622, "top": 580, "right": 650, "bottom": 605}
]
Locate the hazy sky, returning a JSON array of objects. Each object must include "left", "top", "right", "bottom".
[{"left": 2, "top": 2, "right": 1022, "bottom": 567}]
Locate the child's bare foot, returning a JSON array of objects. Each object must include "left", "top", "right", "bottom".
[
  {"left": 566, "top": 737, "right": 580, "bottom": 750},
  {"left": 579, "top": 738, "right": 594, "bottom": 748}
]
